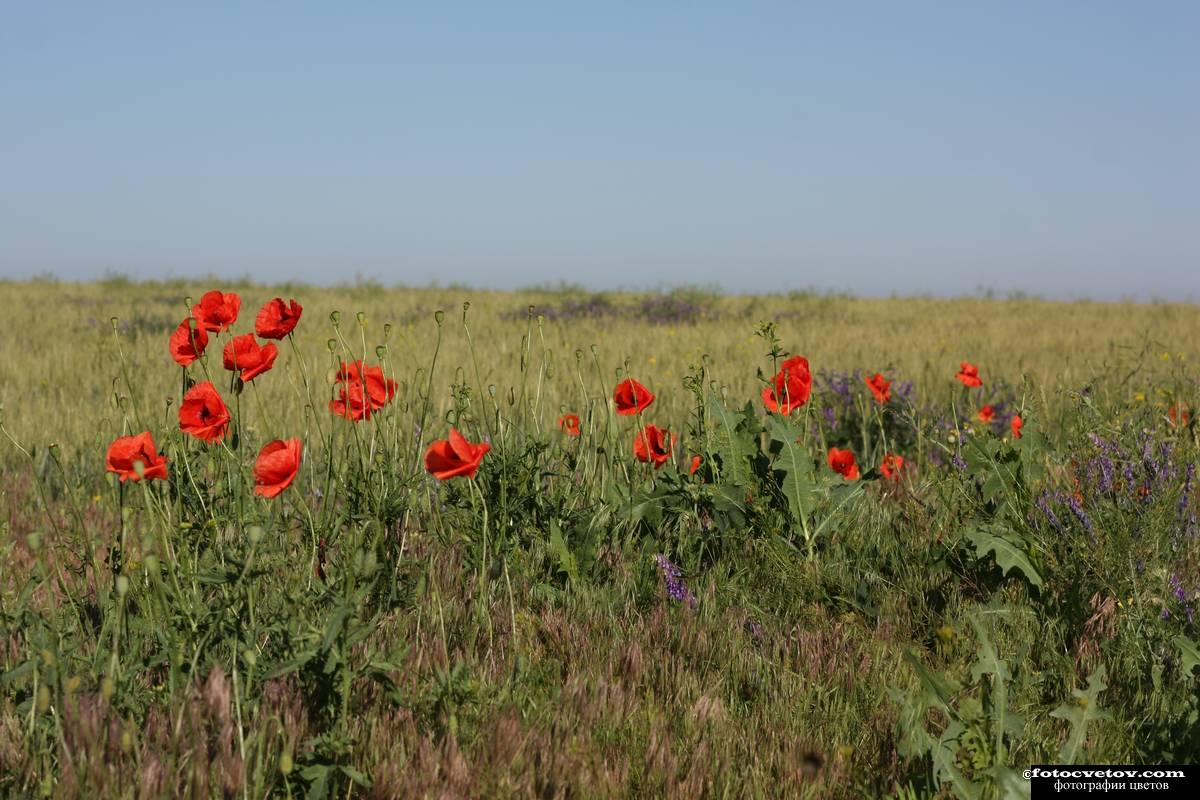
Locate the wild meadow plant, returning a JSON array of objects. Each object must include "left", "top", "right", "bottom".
[{"left": 1, "top": 282, "right": 1199, "bottom": 797}]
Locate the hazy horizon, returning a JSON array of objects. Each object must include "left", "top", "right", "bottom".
[{"left": 2, "top": 3, "right": 1197, "bottom": 301}]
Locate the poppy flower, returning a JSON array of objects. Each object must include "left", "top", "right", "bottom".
[
  {"left": 255, "top": 297, "right": 303, "bottom": 339},
  {"left": 424, "top": 428, "right": 490, "bottom": 480},
  {"left": 762, "top": 355, "right": 812, "bottom": 415},
  {"left": 105, "top": 431, "right": 169, "bottom": 482},
  {"left": 864, "top": 373, "right": 891, "bottom": 405},
  {"left": 330, "top": 360, "right": 397, "bottom": 421},
  {"left": 955, "top": 361, "right": 982, "bottom": 388},
  {"left": 633, "top": 424, "right": 672, "bottom": 468},
  {"left": 253, "top": 438, "right": 303, "bottom": 498},
  {"left": 827, "top": 447, "right": 859, "bottom": 480},
  {"left": 559, "top": 413, "right": 581, "bottom": 436},
  {"left": 689, "top": 455, "right": 703, "bottom": 475},
  {"left": 178, "top": 381, "right": 231, "bottom": 443},
  {"left": 168, "top": 317, "right": 209, "bottom": 366},
  {"left": 977, "top": 405, "right": 995, "bottom": 424},
  {"left": 880, "top": 453, "right": 905, "bottom": 480},
  {"left": 1168, "top": 405, "right": 1191, "bottom": 428},
  {"left": 613, "top": 378, "right": 655, "bottom": 416},
  {"left": 191, "top": 290, "right": 241, "bottom": 333},
  {"left": 222, "top": 335, "right": 278, "bottom": 382},
  {"left": 1010, "top": 415, "right": 1023, "bottom": 439}
]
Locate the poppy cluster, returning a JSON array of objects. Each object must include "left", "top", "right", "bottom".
[
  {"left": 107, "top": 290, "right": 308, "bottom": 502},
  {"left": 762, "top": 356, "right": 812, "bottom": 415},
  {"left": 610, "top": 377, "right": 677, "bottom": 470},
  {"left": 330, "top": 360, "right": 398, "bottom": 421}
]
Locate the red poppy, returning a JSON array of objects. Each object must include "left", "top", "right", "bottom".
[
  {"left": 253, "top": 438, "right": 303, "bottom": 498},
  {"left": 1011, "top": 415, "right": 1023, "bottom": 439},
  {"left": 255, "top": 298, "right": 303, "bottom": 339},
  {"left": 827, "top": 447, "right": 859, "bottom": 480},
  {"left": 168, "top": 318, "right": 209, "bottom": 367},
  {"left": 191, "top": 290, "right": 241, "bottom": 333},
  {"left": 330, "top": 361, "right": 397, "bottom": 421},
  {"left": 880, "top": 453, "right": 905, "bottom": 480},
  {"left": 955, "top": 361, "right": 983, "bottom": 388},
  {"left": 424, "top": 428, "right": 490, "bottom": 480},
  {"left": 613, "top": 378, "right": 655, "bottom": 416},
  {"left": 864, "top": 372, "right": 891, "bottom": 405},
  {"left": 633, "top": 424, "right": 672, "bottom": 468},
  {"left": 222, "top": 335, "right": 278, "bottom": 382},
  {"left": 559, "top": 413, "right": 581, "bottom": 436},
  {"left": 105, "top": 431, "right": 169, "bottom": 482},
  {"left": 689, "top": 454, "right": 703, "bottom": 475},
  {"left": 1168, "top": 405, "right": 1191, "bottom": 428},
  {"left": 762, "top": 355, "right": 812, "bottom": 415},
  {"left": 178, "top": 381, "right": 231, "bottom": 443},
  {"left": 977, "top": 405, "right": 995, "bottom": 424}
]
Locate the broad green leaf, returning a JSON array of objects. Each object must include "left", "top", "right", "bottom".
[
  {"left": 964, "top": 525, "right": 1044, "bottom": 589},
  {"left": 707, "top": 391, "right": 756, "bottom": 487},
  {"left": 1050, "top": 665, "right": 1110, "bottom": 764},
  {"left": 549, "top": 520, "right": 579, "bottom": 583},
  {"left": 766, "top": 414, "right": 815, "bottom": 524},
  {"left": 1175, "top": 635, "right": 1200, "bottom": 676}
]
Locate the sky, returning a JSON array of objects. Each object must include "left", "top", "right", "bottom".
[{"left": 1, "top": 2, "right": 1197, "bottom": 300}]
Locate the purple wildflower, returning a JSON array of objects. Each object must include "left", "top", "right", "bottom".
[
  {"left": 1066, "top": 492, "right": 1095, "bottom": 538},
  {"left": 654, "top": 555, "right": 697, "bottom": 608},
  {"left": 1036, "top": 491, "right": 1063, "bottom": 532}
]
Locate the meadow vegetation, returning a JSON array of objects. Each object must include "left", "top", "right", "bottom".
[{"left": 2, "top": 277, "right": 1199, "bottom": 798}]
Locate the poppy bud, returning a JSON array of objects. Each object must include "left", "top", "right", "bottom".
[
  {"left": 329, "top": 310, "right": 341, "bottom": 326},
  {"left": 101, "top": 677, "right": 115, "bottom": 700},
  {"left": 116, "top": 575, "right": 129, "bottom": 596},
  {"left": 110, "top": 316, "right": 120, "bottom": 330},
  {"left": 279, "top": 752, "right": 293, "bottom": 775},
  {"left": 376, "top": 345, "right": 387, "bottom": 359},
  {"left": 356, "top": 311, "right": 366, "bottom": 326},
  {"left": 36, "top": 685, "right": 50, "bottom": 714},
  {"left": 120, "top": 728, "right": 134, "bottom": 753},
  {"left": 326, "top": 339, "right": 337, "bottom": 353},
  {"left": 434, "top": 310, "right": 445, "bottom": 326},
  {"left": 383, "top": 322, "right": 392, "bottom": 339},
  {"left": 243, "top": 649, "right": 257, "bottom": 668}
]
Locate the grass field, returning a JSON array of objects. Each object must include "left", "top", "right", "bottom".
[{"left": 2, "top": 278, "right": 1200, "bottom": 798}]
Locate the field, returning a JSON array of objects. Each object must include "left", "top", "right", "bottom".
[{"left": 2, "top": 278, "right": 1200, "bottom": 798}]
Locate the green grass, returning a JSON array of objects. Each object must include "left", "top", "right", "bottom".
[{"left": 1, "top": 278, "right": 1199, "bottom": 798}]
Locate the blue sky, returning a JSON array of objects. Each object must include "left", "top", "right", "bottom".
[{"left": 1, "top": 2, "right": 1197, "bottom": 299}]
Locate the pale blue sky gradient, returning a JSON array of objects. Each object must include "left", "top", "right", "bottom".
[{"left": 1, "top": 2, "right": 1197, "bottom": 299}]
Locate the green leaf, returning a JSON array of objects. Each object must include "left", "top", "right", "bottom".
[
  {"left": 964, "top": 525, "right": 1044, "bottom": 589},
  {"left": 549, "top": 520, "right": 579, "bottom": 583},
  {"left": 1050, "top": 665, "right": 1110, "bottom": 764},
  {"left": 1175, "top": 635, "right": 1200, "bottom": 676},
  {"left": 767, "top": 414, "right": 815, "bottom": 524},
  {"left": 707, "top": 392, "right": 756, "bottom": 487},
  {"left": 903, "top": 650, "right": 961, "bottom": 713}
]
